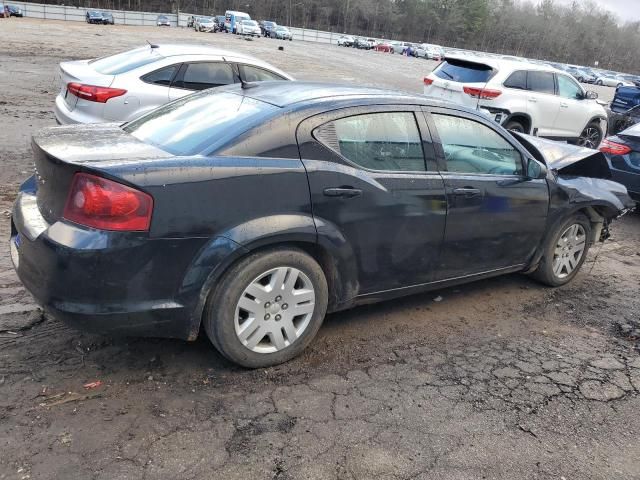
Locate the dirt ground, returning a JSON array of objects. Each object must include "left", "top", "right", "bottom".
[{"left": 1, "top": 18, "right": 639, "bottom": 480}]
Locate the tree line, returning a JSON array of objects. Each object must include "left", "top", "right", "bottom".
[{"left": 26, "top": 0, "right": 640, "bottom": 73}]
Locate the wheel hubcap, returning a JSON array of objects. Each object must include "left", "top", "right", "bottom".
[
  {"left": 552, "top": 224, "right": 587, "bottom": 279},
  {"left": 578, "top": 127, "right": 601, "bottom": 148},
  {"left": 234, "top": 267, "right": 315, "bottom": 354}
]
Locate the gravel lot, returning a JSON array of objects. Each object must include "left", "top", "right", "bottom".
[{"left": 0, "top": 18, "right": 639, "bottom": 480}]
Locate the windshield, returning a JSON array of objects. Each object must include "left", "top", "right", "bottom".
[
  {"left": 90, "top": 47, "right": 164, "bottom": 75},
  {"left": 124, "top": 91, "right": 279, "bottom": 156}
]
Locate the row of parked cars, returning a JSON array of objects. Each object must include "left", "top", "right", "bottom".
[
  {"left": 337, "top": 35, "right": 445, "bottom": 60},
  {"left": 11, "top": 41, "right": 636, "bottom": 368},
  {"left": 188, "top": 11, "right": 293, "bottom": 40}
]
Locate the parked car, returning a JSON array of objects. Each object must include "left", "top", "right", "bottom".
[
  {"left": 85, "top": 10, "right": 104, "bottom": 24},
  {"left": 0, "top": 3, "right": 8, "bottom": 17},
  {"left": 156, "top": 15, "right": 170, "bottom": 27},
  {"left": 224, "top": 10, "right": 251, "bottom": 33},
  {"left": 415, "top": 43, "right": 444, "bottom": 61},
  {"left": 213, "top": 15, "right": 226, "bottom": 32},
  {"left": 600, "top": 124, "right": 640, "bottom": 201},
  {"left": 273, "top": 25, "right": 293, "bottom": 40},
  {"left": 373, "top": 41, "right": 393, "bottom": 53},
  {"left": 237, "top": 19, "right": 261, "bottom": 37},
  {"left": 390, "top": 41, "right": 409, "bottom": 54},
  {"left": 423, "top": 56, "right": 608, "bottom": 148},
  {"left": 566, "top": 66, "right": 596, "bottom": 84},
  {"left": 7, "top": 5, "right": 23, "bottom": 17},
  {"left": 354, "top": 37, "right": 373, "bottom": 49},
  {"left": 259, "top": 20, "right": 277, "bottom": 37},
  {"left": 194, "top": 16, "right": 215, "bottom": 32},
  {"left": 54, "top": 44, "right": 294, "bottom": 125},
  {"left": 14, "top": 82, "right": 634, "bottom": 367},
  {"left": 101, "top": 12, "right": 114, "bottom": 25},
  {"left": 337, "top": 35, "right": 354, "bottom": 47},
  {"left": 595, "top": 74, "right": 634, "bottom": 88}
]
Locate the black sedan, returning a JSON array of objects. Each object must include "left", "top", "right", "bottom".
[
  {"left": 85, "top": 10, "right": 103, "bottom": 24},
  {"left": 12, "top": 83, "right": 634, "bottom": 368},
  {"left": 600, "top": 124, "right": 640, "bottom": 201}
]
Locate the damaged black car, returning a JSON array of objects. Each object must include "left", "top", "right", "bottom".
[{"left": 11, "top": 82, "right": 635, "bottom": 367}]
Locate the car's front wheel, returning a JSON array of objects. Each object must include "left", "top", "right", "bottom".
[
  {"left": 504, "top": 120, "right": 526, "bottom": 133},
  {"left": 577, "top": 122, "right": 603, "bottom": 148},
  {"left": 204, "top": 248, "right": 328, "bottom": 368},
  {"left": 532, "top": 214, "right": 591, "bottom": 287}
]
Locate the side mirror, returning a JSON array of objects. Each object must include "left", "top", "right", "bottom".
[
  {"left": 527, "top": 158, "right": 548, "bottom": 179},
  {"left": 585, "top": 91, "right": 598, "bottom": 100}
]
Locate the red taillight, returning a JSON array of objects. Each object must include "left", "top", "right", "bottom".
[
  {"left": 63, "top": 173, "right": 153, "bottom": 231},
  {"left": 67, "top": 82, "right": 127, "bottom": 103},
  {"left": 423, "top": 77, "right": 434, "bottom": 86},
  {"left": 599, "top": 138, "right": 632, "bottom": 155},
  {"left": 463, "top": 86, "right": 502, "bottom": 100}
]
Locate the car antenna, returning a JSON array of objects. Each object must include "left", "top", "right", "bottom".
[
  {"left": 147, "top": 41, "right": 159, "bottom": 49},
  {"left": 225, "top": 57, "right": 257, "bottom": 89}
]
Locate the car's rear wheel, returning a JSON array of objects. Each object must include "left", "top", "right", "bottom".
[
  {"left": 504, "top": 120, "right": 526, "bottom": 133},
  {"left": 577, "top": 122, "right": 603, "bottom": 148},
  {"left": 204, "top": 248, "right": 328, "bottom": 368},
  {"left": 531, "top": 214, "right": 591, "bottom": 287}
]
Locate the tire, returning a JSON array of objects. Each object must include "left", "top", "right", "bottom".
[
  {"left": 531, "top": 213, "right": 591, "bottom": 287},
  {"left": 204, "top": 248, "right": 328, "bottom": 368},
  {"left": 577, "top": 121, "right": 603, "bottom": 149},
  {"left": 596, "top": 80, "right": 603, "bottom": 86},
  {"left": 617, "top": 83, "right": 623, "bottom": 88},
  {"left": 504, "top": 119, "right": 526, "bottom": 133}
]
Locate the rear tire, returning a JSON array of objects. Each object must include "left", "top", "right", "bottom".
[
  {"left": 531, "top": 214, "right": 591, "bottom": 287},
  {"left": 204, "top": 248, "right": 328, "bottom": 368},
  {"left": 504, "top": 119, "right": 526, "bottom": 133}
]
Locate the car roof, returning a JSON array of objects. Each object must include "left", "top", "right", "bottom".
[
  {"left": 445, "top": 55, "right": 565, "bottom": 75},
  {"left": 221, "top": 81, "right": 456, "bottom": 110},
  {"left": 152, "top": 44, "right": 263, "bottom": 61}
]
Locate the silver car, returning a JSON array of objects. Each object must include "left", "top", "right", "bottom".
[
  {"left": 194, "top": 16, "right": 215, "bottom": 32},
  {"left": 237, "top": 19, "right": 261, "bottom": 36},
  {"left": 54, "top": 44, "right": 294, "bottom": 125}
]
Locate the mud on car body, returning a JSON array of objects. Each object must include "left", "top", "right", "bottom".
[{"left": 11, "top": 82, "right": 635, "bottom": 368}]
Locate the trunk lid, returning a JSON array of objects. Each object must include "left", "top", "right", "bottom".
[
  {"left": 59, "top": 60, "right": 115, "bottom": 112},
  {"left": 32, "top": 124, "right": 168, "bottom": 224}
]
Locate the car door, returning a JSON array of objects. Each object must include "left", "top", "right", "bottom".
[
  {"left": 554, "top": 73, "right": 589, "bottom": 138},
  {"left": 168, "top": 62, "right": 237, "bottom": 100},
  {"left": 526, "top": 70, "right": 560, "bottom": 136},
  {"left": 297, "top": 105, "right": 447, "bottom": 295},
  {"left": 426, "top": 109, "right": 549, "bottom": 279}
]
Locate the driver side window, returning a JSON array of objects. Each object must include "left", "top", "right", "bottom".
[{"left": 432, "top": 114, "right": 523, "bottom": 175}]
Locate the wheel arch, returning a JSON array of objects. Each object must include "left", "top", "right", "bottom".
[
  {"left": 504, "top": 112, "right": 533, "bottom": 134},
  {"left": 182, "top": 214, "right": 359, "bottom": 340}
]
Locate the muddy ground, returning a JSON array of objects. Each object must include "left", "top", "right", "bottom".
[{"left": 0, "top": 18, "right": 639, "bottom": 480}]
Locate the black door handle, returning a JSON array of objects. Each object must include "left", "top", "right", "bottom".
[
  {"left": 452, "top": 187, "right": 481, "bottom": 197},
  {"left": 323, "top": 187, "right": 363, "bottom": 198}
]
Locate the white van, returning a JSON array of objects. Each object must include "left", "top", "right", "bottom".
[{"left": 224, "top": 10, "right": 251, "bottom": 34}]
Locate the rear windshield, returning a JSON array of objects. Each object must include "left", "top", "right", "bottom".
[
  {"left": 123, "top": 91, "right": 278, "bottom": 156},
  {"left": 434, "top": 59, "right": 493, "bottom": 83},
  {"left": 90, "top": 47, "right": 164, "bottom": 75}
]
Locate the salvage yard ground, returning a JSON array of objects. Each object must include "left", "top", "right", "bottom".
[{"left": 1, "top": 18, "right": 639, "bottom": 480}]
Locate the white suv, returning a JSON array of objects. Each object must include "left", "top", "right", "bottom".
[{"left": 423, "top": 56, "right": 608, "bottom": 148}]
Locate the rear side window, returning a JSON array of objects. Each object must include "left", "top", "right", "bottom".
[
  {"left": 239, "top": 65, "right": 285, "bottom": 82},
  {"left": 174, "top": 62, "right": 235, "bottom": 90},
  {"left": 142, "top": 64, "right": 179, "bottom": 86},
  {"left": 314, "top": 112, "right": 426, "bottom": 172},
  {"left": 504, "top": 70, "right": 527, "bottom": 89},
  {"left": 124, "top": 91, "right": 278, "bottom": 156},
  {"left": 432, "top": 114, "right": 522, "bottom": 175},
  {"left": 90, "top": 48, "right": 164, "bottom": 75},
  {"left": 434, "top": 60, "right": 493, "bottom": 83},
  {"left": 527, "top": 71, "right": 555, "bottom": 94}
]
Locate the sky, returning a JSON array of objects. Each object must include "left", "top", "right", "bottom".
[{"left": 525, "top": 0, "right": 640, "bottom": 23}]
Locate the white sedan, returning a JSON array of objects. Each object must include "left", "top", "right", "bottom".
[
  {"left": 54, "top": 44, "right": 293, "bottom": 125},
  {"left": 595, "top": 75, "right": 634, "bottom": 88},
  {"left": 237, "top": 19, "right": 261, "bottom": 36}
]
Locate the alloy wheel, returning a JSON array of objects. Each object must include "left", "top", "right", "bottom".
[
  {"left": 234, "top": 266, "right": 315, "bottom": 353},
  {"left": 552, "top": 224, "right": 587, "bottom": 279},
  {"left": 577, "top": 126, "right": 601, "bottom": 148}
]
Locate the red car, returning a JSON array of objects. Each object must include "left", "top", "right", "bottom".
[{"left": 373, "top": 42, "right": 393, "bottom": 53}]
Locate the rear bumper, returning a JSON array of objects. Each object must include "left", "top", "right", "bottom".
[
  {"left": 54, "top": 94, "right": 103, "bottom": 125},
  {"left": 11, "top": 187, "right": 210, "bottom": 340}
]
